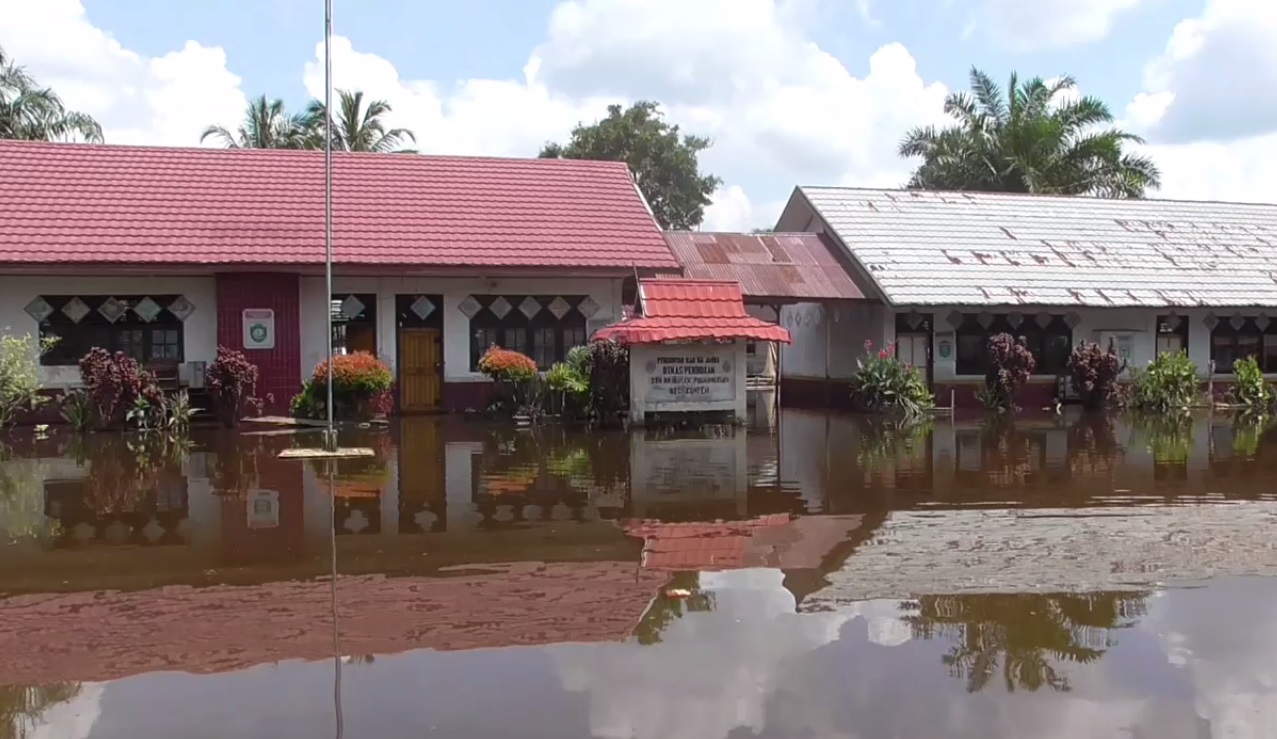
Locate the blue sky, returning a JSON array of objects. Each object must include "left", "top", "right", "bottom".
[
  {"left": 4, "top": 0, "right": 1269, "bottom": 229},
  {"left": 80, "top": 0, "right": 1196, "bottom": 115}
]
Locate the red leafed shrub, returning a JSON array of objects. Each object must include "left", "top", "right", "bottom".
[
  {"left": 979, "top": 333, "right": 1036, "bottom": 412},
  {"left": 477, "top": 347, "right": 538, "bottom": 382},
  {"left": 78, "top": 348, "right": 162, "bottom": 430},
  {"left": 207, "top": 346, "right": 263, "bottom": 427},
  {"left": 1068, "top": 340, "right": 1125, "bottom": 410}
]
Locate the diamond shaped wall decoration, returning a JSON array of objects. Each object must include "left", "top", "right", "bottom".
[
  {"left": 1203, "top": 313, "right": 1218, "bottom": 330},
  {"left": 61, "top": 297, "right": 89, "bottom": 323},
  {"left": 905, "top": 310, "right": 923, "bottom": 330},
  {"left": 519, "top": 296, "right": 542, "bottom": 319},
  {"left": 24, "top": 296, "right": 53, "bottom": 322},
  {"left": 576, "top": 295, "right": 600, "bottom": 319},
  {"left": 547, "top": 296, "right": 571, "bottom": 319},
  {"left": 133, "top": 296, "right": 162, "bottom": 323},
  {"left": 458, "top": 295, "right": 481, "bottom": 319},
  {"left": 489, "top": 296, "right": 512, "bottom": 319},
  {"left": 976, "top": 311, "right": 994, "bottom": 329},
  {"left": 1258, "top": 314, "right": 1271, "bottom": 331},
  {"left": 1006, "top": 312, "right": 1023, "bottom": 329},
  {"left": 168, "top": 295, "right": 195, "bottom": 321},
  {"left": 1231, "top": 313, "right": 1246, "bottom": 330},
  {"left": 1035, "top": 312, "right": 1054, "bottom": 329},
  {"left": 410, "top": 295, "right": 435, "bottom": 320},
  {"left": 946, "top": 311, "right": 965, "bottom": 330},
  {"left": 1064, "top": 312, "right": 1080, "bottom": 329},
  {"left": 98, "top": 297, "right": 125, "bottom": 323},
  {"left": 340, "top": 294, "right": 365, "bottom": 319}
]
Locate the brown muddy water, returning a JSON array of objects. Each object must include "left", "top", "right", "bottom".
[{"left": 2, "top": 409, "right": 1277, "bottom": 738}]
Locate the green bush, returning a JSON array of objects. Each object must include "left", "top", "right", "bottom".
[
  {"left": 0, "top": 332, "right": 54, "bottom": 427},
  {"left": 850, "top": 340, "right": 934, "bottom": 415},
  {"left": 1228, "top": 356, "right": 1273, "bottom": 410},
  {"left": 1128, "top": 350, "right": 1199, "bottom": 411}
]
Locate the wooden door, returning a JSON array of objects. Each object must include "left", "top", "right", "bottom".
[{"left": 399, "top": 328, "right": 442, "bottom": 412}]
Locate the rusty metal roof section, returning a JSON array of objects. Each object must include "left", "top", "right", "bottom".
[
  {"left": 801, "top": 187, "right": 1277, "bottom": 307},
  {"left": 664, "top": 231, "right": 867, "bottom": 301}
]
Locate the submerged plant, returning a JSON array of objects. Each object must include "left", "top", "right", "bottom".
[
  {"left": 57, "top": 389, "right": 92, "bottom": 432},
  {"left": 979, "top": 333, "right": 1036, "bottom": 413},
  {"left": 1067, "top": 340, "right": 1125, "bottom": 410},
  {"left": 0, "top": 332, "right": 54, "bottom": 428},
  {"left": 1128, "top": 350, "right": 1198, "bottom": 412},
  {"left": 1228, "top": 356, "right": 1273, "bottom": 410},
  {"left": 850, "top": 340, "right": 934, "bottom": 416},
  {"left": 207, "top": 346, "right": 263, "bottom": 427},
  {"left": 296, "top": 351, "right": 393, "bottom": 421},
  {"left": 584, "top": 340, "right": 630, "bottom": 424},
  {"left": 77, "top": 348, "right": 163, "bottom": 430}
]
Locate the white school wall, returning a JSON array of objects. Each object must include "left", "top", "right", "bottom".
[
  {"left": 298, "top": 276, "right": 624, "bottom": 383},
  {"left": 777, "top": 301, "right": 892, "bottom": 380},
  {"left": 908, "top": 305, "right": 1219, "bottom": 381},
  {"left": 778, "top": 302, "right": 1236, "bottom": 381},
  {"left": 0, "top": 275, "right": 218, "bottom": 389}
]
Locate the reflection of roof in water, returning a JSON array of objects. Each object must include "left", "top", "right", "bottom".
[
  {"left": 0, "top": 562, "right": 669, "bottom": 686},
  {"left": 801, "top": 503, "right": 1277, "bottom": 608},
  {"left": 623, "top": 514, "right": 864, "bottom": 572}
]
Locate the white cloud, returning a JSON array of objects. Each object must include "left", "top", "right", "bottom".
[
  {"left": 10, "top": 0, "right": 1277, "bottom": 225},
  {"left": 1138, "top": 0, "right": 1277, "bottom": 143},
  {"left": 973, "top": 0, "right": 1143, "bottom": 50},
  {"left": 0, "top": 0, "right": 246, "bottom": 146},
  {"left": 1124, "top": 0, "right": 1277, "bottom": 202},
  {"left": 2, "top": 0, "right": 955, "bottom": 232}
]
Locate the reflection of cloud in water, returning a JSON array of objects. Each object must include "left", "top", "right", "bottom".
[
  {"left": 553, "top": 568, "right": 908, "bottom": 739},
  {"left": 23, "top": 683, "right": 103, "bottom": 739},
  {"left": 1143, "top": 581, "right": 1277, "bottom": 737}
]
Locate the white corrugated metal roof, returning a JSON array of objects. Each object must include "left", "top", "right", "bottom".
[{"left": 802, "top": 187, "right": 1277, "bottom": 307}]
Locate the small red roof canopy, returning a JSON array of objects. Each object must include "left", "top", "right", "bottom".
[{"left": 593, "top": 279, "right": 792, "bottom": 345}]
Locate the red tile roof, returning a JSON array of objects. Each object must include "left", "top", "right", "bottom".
[
  {"left": 664, "top": 231, "right": 867, "bottom": 301},
  {"left": 0, "top": 141, "right": 678, "bottom": 270},
  {"left": 592, "top": 279, "right": 792, "bottom": 344}
]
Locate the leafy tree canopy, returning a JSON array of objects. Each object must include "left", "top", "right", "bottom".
[
  {"left": 900, "top": 68, "right": 1160, "bottom": 199},
  {"left": 0, "top": 45, "right": 102, "bottom": 143},
  {"left": 540, "top": 101, "right": 721, "bottom": 230}
]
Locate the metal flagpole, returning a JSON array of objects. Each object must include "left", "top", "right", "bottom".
[{"left": 323, "top": 0, "right": 337, "bottom": 453}]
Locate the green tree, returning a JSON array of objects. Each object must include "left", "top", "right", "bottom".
[
  {"left": 201, "top": 95, "right": 312, "bottom": 149},
  {"left": 900, "top": 68, "right": 1160, "bottom": 198},
  {"left": 0, "top": 45, "right": 102, "bottom": 143},
  {"left": 305, "top": 89, "right": 416, "bottom": 153},
  {"left": 540, "top": 101, "right": 721, "bottom": 230}
]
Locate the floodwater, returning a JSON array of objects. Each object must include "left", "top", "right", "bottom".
[{"left": 4, "top": 409, "right": 1277, "bottom": 737}]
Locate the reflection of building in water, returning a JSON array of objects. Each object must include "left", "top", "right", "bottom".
[{"left": 630, "top": 428, "right": 748, "bottom": 519}]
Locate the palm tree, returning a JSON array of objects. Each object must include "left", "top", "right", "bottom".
[
  {"left": 201, "top": 95, "right": 312, "bottom": 149},
  {"left": 899, "top": 68, "right": 1160, "bottom": 198},
  {"left": 0, "top": 45, "right": 103, "bottom": 143},
  {"left": 304, "top": 89, "right": 416, "bottom": 153}
]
